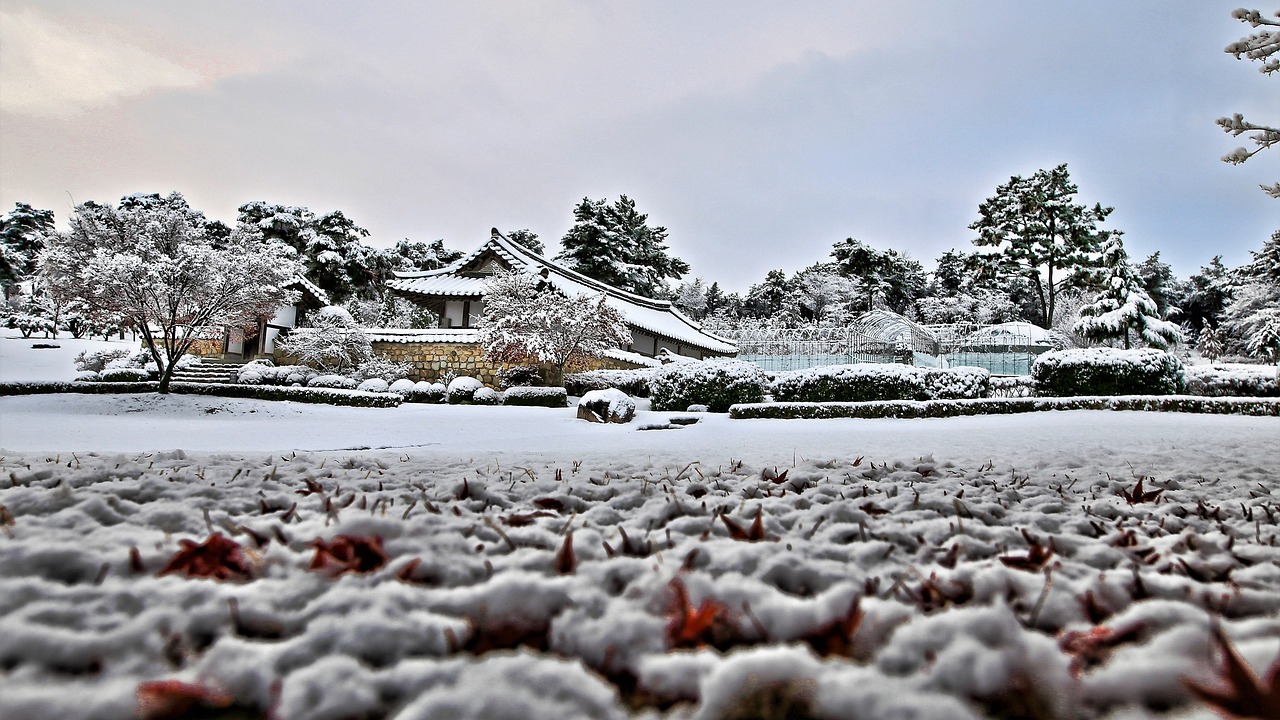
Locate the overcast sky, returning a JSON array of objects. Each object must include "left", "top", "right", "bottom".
[{"left": 1, "top": 1, "right": 1276, "bottom": 292}]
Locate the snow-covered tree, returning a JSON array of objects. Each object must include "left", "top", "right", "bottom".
[
  {"left": 970, "top": 164, "right": 1112, "bottom": 329},
  {"left": 744, "top": 269, "right": 789, "bottom": 318},
  {"left": 555, "top": 195, "right": 689, "bottom": 298},
  {"left": 41, "top": 193, "right": 301, "bottom": 393},
  {"left": 1177, "top": 256, "right": 1240, "bottom": 337},
  {"left": 1219, "top": 8, "right": 1279, "bottom": 197},
  {"left": 1196, "top": 322, "right": 1227, "bottom": 360},
  {"left": 345, "top": 294, "right": 437, "bottom": 329},
  {"left": 673, "top": 277, "right": 708, "bottom": 319},
  {"left": 830, "top": 237, "right": 927, "bottom": 314},
  {"left": 1074, "top": 236, "right": 1183, "bottom": 350},
  {"left": 1, "top": 202, "right": 55, "bottom": 297},
  {"left": 1219, "top": 230, "right": 1280, "bottom": 362},
  {"left": 505, "top": 229, "right": 545, "bottom": 255},
  {"left": 795, "top": 267, "right": 858, "bottom": 323},
  {"left": 277, "top": 306, "right": 374, "bottom": 373},
  {"left": 476, "top": 269, "right": 632, "bottom": 387}
]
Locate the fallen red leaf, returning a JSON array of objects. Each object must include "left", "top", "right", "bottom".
[
  {"left": 1059, "top": 621, "right": 1146, "bottom": 676},
  {"left": 137, "top": 680, "right": 233, "bottom": 720},
  {"left": 797, "top": 596, "right": 864, "bottom": 658},
  {"left": 158, "top": 533, "right": 253, "bottom": 582},
  {"left": 1119, "top": 477, "right": 1163, "bottom": 505},
  {"left": 721, "top": 508, "right": 767, "bottom": 542},
  {"left": 556, "top": 531, "right": 577, "bottom": 574},
  {"left": 1182, "top": 623, "right": 1280, "bottom": 719},
  {"left": 666, "top": 577, "right": 733, "bottom": 649},
  {"left": 999, "top": 529, "right": 1054, "bottom": 572},
  {"left": 308, "top": 534, "right": 389, "bottom": 577}
]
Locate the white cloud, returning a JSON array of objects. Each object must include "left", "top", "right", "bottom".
[{"left": 0, "top": 9, "right": 202, "bottom": 117}]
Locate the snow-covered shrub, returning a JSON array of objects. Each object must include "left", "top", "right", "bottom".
[
  {"left": 1185, "top": 364, "right": 1280, "bottom": 397},
  {"left": 356, "top": 378, "right": 391, "bottom": 393},
  {"left": 650, "top": 359, "right": 766, "bottom": 412},
  {"left": 105, "top": 350, "right": 151, "bottom": 370},
  {"left": 729, "top": 396, "right": 1279, "bottom": 419},
  {"left": 564, "top": 368, "right": 654, "bottom": 398},
  {"left": 100, "top": 367, "right": 151, "bottom": 382},
  {"left": 309, "top": 374, "right": 358, "bottom": 390},
  {"left": 472, "top": 387, "right": 502, "bottom": 405},
  {"left": 349, "top": 356, "right": 412, "bottom": 383},
  {"left": 446, "top": 376, "right": 484, "bottom": 404},
  {"left": 74, "top": 348, "right": 131, "bottom": 372},
  {"left": 989, "top": 376, "right": 1036, "bottom": 398},
  {"left": 1032, "top": 348, "right": 1186, "bottom": 397},
  {"left": 74, "top": 370, "right": 100, "bottom": 382},
  {"left": 923, "top": 366, "right": 991, "bottom": 400},
  {"left": 237, "top": 370, "right": 264, "bottom": 385},
  {"left": 389, "top": 379, "right": 416, "bottom": 394},
  {"left": 578, "top": 388, "right": 637, "bottom": 423},
  {"left": 277, "top": 306, "right": 373, "bottom": 373},
  {"left": 503, "top": 386, "right": 569, "bottom": 408},
  {"left": 772, "top": 364, "right": 927, "bottom": 403},
  {"left": 498, "top": 365, "right": 544, "bottom": 389},
  {"left": 403, "top": 381, "right": 446, "bottom": 403}
]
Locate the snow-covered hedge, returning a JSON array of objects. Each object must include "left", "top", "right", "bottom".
[
  {"left": 73, "top": 348, "right": 131, "bottom": 372},
  {"left": 730, "top": 395, "right": 1280, "bottom": 419},
  {"left": 989, "top": 375, "right": 1036, "bottom": 398},
  {"left": 472, "top": 387, "right": 502, "bottom": 405},
  {"left": 309, "top": 374, "right": 359, "bottom": 390},
  {"left": 564, "top": 368, "right": 654, "bottom": 398},
  {"left": 402, "top": 381, "right": 446, "bottom": 404},
  {"left": 922, "top": 366, "right": 990, "bottom": 400},
  {"left": 650, "top": 359, "right": 767, "bottom": 412},
  {"left": 357, "top": 378, "right": 390, "bottom": 393},
  {"left": 74, "top": 371, "right": 100, "bottom": 382},
  {"left": 1185, "top": 363, "right": 1280, "bottom": 397},
  {"left": 0, "top": 381, "right": 403, "bottom": 407},
  {"left": 99, "top": 367, "right": 152, "bottom": 382},
  {"left": 772, "top": 363, "right": 927, "bottom": 403},
  {"left": 238, "top": 360, "right": 319, "bottom": 387},
  {"left": 503, "top": 386, "right": 569, "bottom": 408},
  {"left": 1033, "top": 348, "right": 1185, "bottom": 397},
  {"left": 446, "top": 376, "right": 485, "bottom": 404}
]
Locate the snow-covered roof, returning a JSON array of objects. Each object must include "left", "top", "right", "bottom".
[
  {"left": 962, "top": 322, "right": 1059, "bottom": 346},
  {"left": 288, "top": 276, "right": 330, "bottom": 306},
  {"left": 365, "top": 328, "right": 481, "bottom": 344},
  {"left": 389, "top": 230, "right": 737, "bottom": 355}
]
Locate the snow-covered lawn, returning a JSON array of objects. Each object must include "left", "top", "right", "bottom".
[{"left": 1, "top": 334, "right": 1278, "bottom": 719}]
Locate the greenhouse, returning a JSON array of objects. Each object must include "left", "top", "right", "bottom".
[{"left": 942, "top": 321, "right": 1070, "bottom": 375}]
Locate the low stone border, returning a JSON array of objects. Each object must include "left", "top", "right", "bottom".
[
  {"left": 0, "top": 381, "right": 403, "bottom": 408},
  {"left": 729, "top": 395, "right": 1280, "bottom": 419}
]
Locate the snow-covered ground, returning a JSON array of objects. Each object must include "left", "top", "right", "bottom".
[{"left": 1, "top": 333, "right": 1278, "bottom": 719}]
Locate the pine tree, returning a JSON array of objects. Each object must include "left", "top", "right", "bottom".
[
  {"left": 1220, "top": 230, "right": 1280, "bottom": 362},
  {"left": 0, "top": 202, "right": 55, "bottom": 294},
  {"left": 970, "top": 164, "right": 1111, "bottom": 328},
  {"left": 1196, "top": 322, "right": 1227, "bottom": 360},
  {"left": 1074, "top": 236, "right": 1182, "bottom": 350},
  {"left": 506, "top": 229, "right": 545, "bottom": 255},
  {"left": 673, "top": 278, "right": 708, "bottom": 319},
  {"left": 555, "top": 195, "right": 689, "bottom": 297}
]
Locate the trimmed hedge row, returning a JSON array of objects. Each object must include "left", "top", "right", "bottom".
[
  {"left": 564, "top": 369, "right": 654, "bottom": 398},
  {"left": 0, "top": 381, "right": 403, "bottom": 408},
  {"left": 650, "top": 360, "right": 767, "bottom": 412},
  {"left": 1032, "top": 348, "right": 1185, "bottom": 396},
  {"left": 729, "top": 395, "right": 1280, "bottom": 420},
  {"left": 1185, "top": 364, "right": 1280, "bottom": 397},
  {"left": 503, "top": 386, "right": 569, "bottom": 408}
]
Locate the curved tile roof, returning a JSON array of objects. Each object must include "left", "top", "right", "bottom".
[{"left": 389, "top": 230, "right": 736, "bottom": 355}]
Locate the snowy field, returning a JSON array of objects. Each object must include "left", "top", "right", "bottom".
[{"left": 1, "top": 333, "right": 1278, "bottom": 719}]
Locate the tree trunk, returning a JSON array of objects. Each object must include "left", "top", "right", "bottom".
[
  {"left": 157, "top": 364, "right": 174, "bottom": 394},
  {"left": 549, "top": 364, "right": 565, "bottom": 388}
]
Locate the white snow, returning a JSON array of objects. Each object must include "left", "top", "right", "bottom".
[{"left": 1, "top": 333, "right": 1278, "bottom": 719}]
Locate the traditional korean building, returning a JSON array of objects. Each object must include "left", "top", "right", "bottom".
[
  {"left": 379, "top": 229, "right": 736, "bottom": 383},
  {"left": 196, "top": 276, "right": 329, "bottom": 361}
]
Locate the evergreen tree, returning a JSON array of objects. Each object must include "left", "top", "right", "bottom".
[
  {"left": 555, "top": 195, "right": 689, "bottom": 297},
  {"left": 1, "top": 202, "right": 55, "bottom": 294},
  {"left": 1074, "top": 236, "right": 1182, "bottom": 350},
  {"left": 830, "top": 237, "right": 926, "bottom": 314},
  {"left": 1135, "top": 251, "right": 1178, "bottom": 319},
  {"left": 704, "top": 282, "right": 727, "bottom": 316},
  {"left": 970, "top": 164, "right": 1112, "bottom": 329},
  {"left": 673, "top": 277, "right": 708, "bottom": 319},
  {"left": 1177, "top": 256, "right": 1240, "bottom": 337},
  {"left": 1196, "top": 322, "right": 1227, "bottom": 360},
  {"left": 506, "top": 229, "right": 545, "bottom": 255},
  {"left": 237, "top": 202, "right": 374, "bottom": 303},
  {"left": 1220, "top": 230, "right": 1280, "bottom": 362},
  {"left": 744, "top": 269, "right": 789, "bottom": 318}
]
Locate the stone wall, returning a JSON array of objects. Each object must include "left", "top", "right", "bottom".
[{"left": 372, "top": 341, "right": 645, "bottom": 386}]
